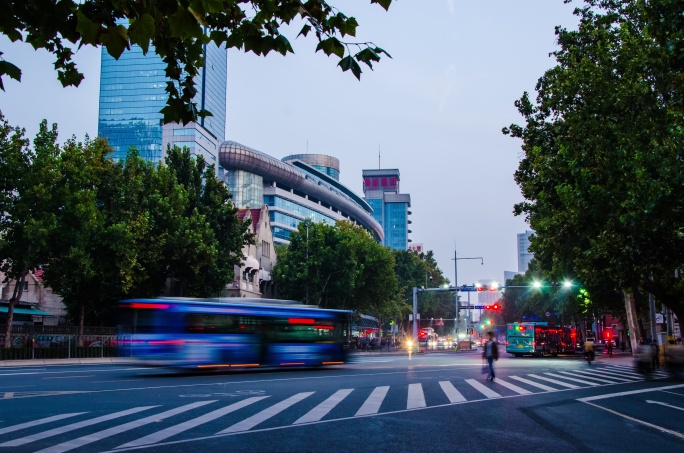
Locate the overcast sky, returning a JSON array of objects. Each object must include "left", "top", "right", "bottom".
[{"left": 0, "top": 0, "right": 580, "bottom": 288}]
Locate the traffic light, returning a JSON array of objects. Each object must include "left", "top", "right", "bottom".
[{"left": 484, "top": 303, "right": 501, "bottom": 311}]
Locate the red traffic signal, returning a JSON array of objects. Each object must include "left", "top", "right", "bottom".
[{"left": 492, "top": 303, "right": 501, "bottom": 311}]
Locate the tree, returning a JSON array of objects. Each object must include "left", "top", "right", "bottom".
[
  {"left": 0, "top": 115, "right": 60, "bottom": 347},
  {"left": 503, "top": 0, "right": 684, "bottom": 352},
  {"left": 274, "top": 220, "right": 398, "bottom": 317},
  {"left": 1, "top": 0, "right": 393, "bottom": 125}
]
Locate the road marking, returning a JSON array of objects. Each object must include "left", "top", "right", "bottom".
[
  {"left": 556, "top": 371, "right": 620, "bottom": 384},
  {"left": 544, "top": 372, "right": 599, "bottom": 386},
  {"left": 579, "top": 369, "right": 636, "bottom": 381},
  {"left": 601, "top": 366, "right": 650, "bottom": 378},
  {"left": 42, "top": 376, "right": 93, "bottom": 379},
  {"left": 464, "top": 379, "right": 501, "bottom": 398},
  {"left": 578, "top": 383, "right": 684, "bottom": 402},
  {"left": 355, "top": 386, "right": 389, "bottom": 416},
  {"left": 118, "top": 397, "right": 269, "bottom": 448},
  {"left": 508, "top": 376, "right": 557, "bottom": 391},
  {"left": 2, "top": 392, "right": 13, "bottom": 398},
  {"left": 582, "top": 401, "right": 684, "bottom": 440},
  {"left": 646, "top": 400, "right": 684, "bottom": 411},
  {"left": 34, "top": 401, "right": 215, "bottom": 453},
  {"left": 294, "top": 389, "right": 353, "bottom": 424},
  {"left": 439, "top": 381, "right": 466, "bottom": 403},
  {"left": 527, "top": 374, "right": 580, "bottom": 389},
  {"left": 0, "top": 406, "right": 158, "bottom": 447},
  {"left": 492, "top": 378, "right": 533, "bottom": 395},
  {"left": 0, "top": 413, "right": 86, "bottom": 436},
  {"left": 407, "top": 383, "right": 426, "bottom": 409},
  {"left": 217, "top": 392, "right": 314, "bottom": 434}
]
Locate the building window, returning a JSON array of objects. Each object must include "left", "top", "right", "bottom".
[
  {"left": 23, "top": 281, "right": 29, "bottom": 291},
  {"left": 262, "top": 241, "right": 271, "bottom": 258}
]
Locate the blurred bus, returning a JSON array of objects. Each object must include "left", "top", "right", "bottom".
[
  {"left": 506, "top": 322, "right": 576, "bottom": 357},
  {"left": 117, "top": 298, "right": 351, "bottom": 369}
]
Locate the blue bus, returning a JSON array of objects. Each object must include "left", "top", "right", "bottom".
[
  {"left": 506, "top": 322, "right": 576, "bottom": 357},
  {"left": 117, "top": 298, "right": 351, "bottom": 369}
]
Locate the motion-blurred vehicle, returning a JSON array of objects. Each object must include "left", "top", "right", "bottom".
[{"left": 635, "top": 344, "right": 684, "bottom": 379}]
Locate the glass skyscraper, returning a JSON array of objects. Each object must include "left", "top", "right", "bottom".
[
  {"left": 98, "top": 41, "right": 227, "bottom": 169},
  {"left": 362, "top": 169, "right": 412, "bottom": 250}
]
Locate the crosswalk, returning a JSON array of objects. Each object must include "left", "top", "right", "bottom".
[{"left": 0, "top": 365, "right": 668, "bottom": 452}]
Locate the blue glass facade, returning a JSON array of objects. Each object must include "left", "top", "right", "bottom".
[
  {"left": 98, "top": 41, "right": 226, "bottom": 163},
  {"left": 367, "top": 198, "right": 383, "bottom": 228},
  {"left": 384, "top": 203, "right": 408, "bottom": 250},
  {"left": 98, "top": 46, "right": 166, "bottom": 161}
]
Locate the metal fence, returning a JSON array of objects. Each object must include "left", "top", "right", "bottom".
[{"left": 0, "top": 326, "right": 117, "bottom": 360}]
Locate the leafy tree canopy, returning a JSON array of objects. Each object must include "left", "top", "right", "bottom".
[
  {"left": 1, "top": 0, "right": 393, "bottom": 125},
  {"left": 503, "top": 0, "right": 684, "bottom": 346}
]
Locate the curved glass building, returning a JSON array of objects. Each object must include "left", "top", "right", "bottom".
[{"left": 219, "top": 141, "right": 383, "bottom": 244}]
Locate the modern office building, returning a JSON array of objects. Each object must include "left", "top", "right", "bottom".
[
  {"left": 98, "top": 41, "right": 227, "bottom": 175},
  {"left": 518, "top": 230, "right": 534, "bottom": 273},
  {"left": 219, "top": 141, "right": 383, "bottom": 245},
  {"left": 362, "top": 169, "right": 412, "bottom": 250}
]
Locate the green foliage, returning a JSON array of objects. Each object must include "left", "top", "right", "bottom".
[
  {"left": 1, "top": 1, "right": 394, "bottom": 125},
  {"left": 273, "top": 220, "right": 399, "bottom": 317},
  {"left": 0, "top": 115, "right": 252, "bottom": 329},
  {"left": 504, "top": 0, "right": 684, "bottom": 325}
]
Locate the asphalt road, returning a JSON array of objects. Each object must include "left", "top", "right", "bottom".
[{"left": 0, "top": 351, "right": 682, "bottom": 453}]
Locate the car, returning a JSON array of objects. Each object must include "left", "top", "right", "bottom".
[{"left": 436, "top": 339, "right": 446, "bottom": 350}]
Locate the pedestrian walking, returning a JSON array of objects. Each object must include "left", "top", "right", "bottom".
[
  {"left": 482, "top": 331, "right": 499, "bottom": 382},
  {"left": 651, "top": 340, "right": 660, "bottom": 370}
]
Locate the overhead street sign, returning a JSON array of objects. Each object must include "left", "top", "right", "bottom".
[{"left": 459, "top": 306, "right": 475, "bottom": 309}]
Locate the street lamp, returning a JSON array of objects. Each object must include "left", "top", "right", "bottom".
[{"left": 452, "top": 249, "right": 484, "bottom": 343}]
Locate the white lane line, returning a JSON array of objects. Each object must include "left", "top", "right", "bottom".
[
  {"left": 407, "top": 384, "right": 426, "bottom": 409},
  {"left": 118, "top": 397, "right": 268, "bottom": 448},
  {"left": 0, "top": 413, "right": 86, "bottom": 436},
  {"left": 465, "top": 379, "right": 501, "bottom": 398},
  {"left": 355, "top": 386, "right": 389, "bottom": 416},
  {"left": 492, "top": 378, "right": 533, "bottom": 395},
  {"left": 509, "top": 376, "right": 557, "bottom": 392},
  {"left": 42, "top": 376, "right": 93, "bottom": 380},
  {"left": 294, "top": 389, "right": 353, "bottom": 424},
  {"left": 544, "top": 372, "right": 599, "bottom": 386},
  {"left": 34, "top": 401, "right": 215, "bottom": 453},
  {"left": 0, "top": 406, "right": 158, "bottom": 447},
  {"left": 646, "top": 400, "right": 684, "bottom": 411},
  {"left": 578, "top": 383, "right": 684, "bottom": 402},
  {"left": 217, "top": 392, "right": 314, "bottom": 434},
  {"left": 439, "top": 381, "right": 467, "bottom": 403},
  {"left": 556, "top": 371, "right": 621, "bottom": 384},
  {"left": 527, "top": 374, "right": 580, "bottom": 389},
  {"left": 569, "top": 369, "right": 634, "bottom": 382}
]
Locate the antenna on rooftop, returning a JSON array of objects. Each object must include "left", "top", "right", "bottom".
[{"left": 378, "top": 144, "right": 381, "bottom": 169}]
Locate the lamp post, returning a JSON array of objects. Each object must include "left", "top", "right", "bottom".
[{"left": 452, "top": 249, "right": 483, "bottom": 341}]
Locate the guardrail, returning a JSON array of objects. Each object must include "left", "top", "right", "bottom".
[{"left": 0, "top": 334, "right": 117, "bottom": 360}]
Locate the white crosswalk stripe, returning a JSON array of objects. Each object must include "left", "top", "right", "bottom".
[
  {"left": 439, "top": 381, "right": 467, "bottom": 403},
  {"left": 492, "top": 378, "right": 533, "bottom": 395},
  {"left": 571, "top": 369, "right": 636, "bottom": 382},
  {"left": 527, "top": 374, "right": 581, "bottom": 389},
  {"left": 0, "top": 406, "right": 158, "bottom": 447},
  {"left": 33, "top": 401, "right": 214, "bottom": 453},
  {"left": 543, "top": 372, "right": 600, "bottom": 386},
  {"left": 0, "top": 413, "right": 86, "bottom": 436},
  {"left": 556, "top": 371, "right": 622, "bottom": 384},
  {"left": 217, "top": 392, "right": 314, "bottom": 434},
  {"left": 407, "top": 383, "right": 426, "bottom": 409},
  {"left": 465, "top": 379, "right": 502, "bottom": 398},
  {"left": 355, "top": 386, "right": 389, "bottom": 416},
  {"left": 117, "top": 396, "right": 269, "bottom": 448},
  {"left": 508, "top": 375, "right": 558, "bottom": 391},
  {"left": 294, "top": 389, "right": 354, "bottom": 424},
  {"left": 0, "top": 364, "right": 656, "bottom": 451}
]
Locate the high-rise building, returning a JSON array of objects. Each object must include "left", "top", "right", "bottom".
[
  {"left": 98, "top": 42, "right": 227, "bottom": 175},
  {"left": 362, "top": 169, "right": 411, "bottom": 250},
  {"left": 518, "top": 230, "right": 534, "bottom": 273},
  {"left": 219, "top": 142, "right": 383, "bottom": 245}
]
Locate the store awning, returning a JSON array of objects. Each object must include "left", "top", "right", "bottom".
[
  {"left": 242, "top": 254, "right": 259, "bottom": 270},
  {"left": 0, "top": 306, "right": 54, "bottom": 316},
  {"left": 354, "top": 314, "right": 380, "bottom": 329},
  {"left": 259, "top": 269, "right": 271, "bottom": 281}
]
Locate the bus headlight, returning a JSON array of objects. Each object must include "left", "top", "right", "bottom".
[{"left": 406, "top": 340, "right": 413, "bottom": 349}]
